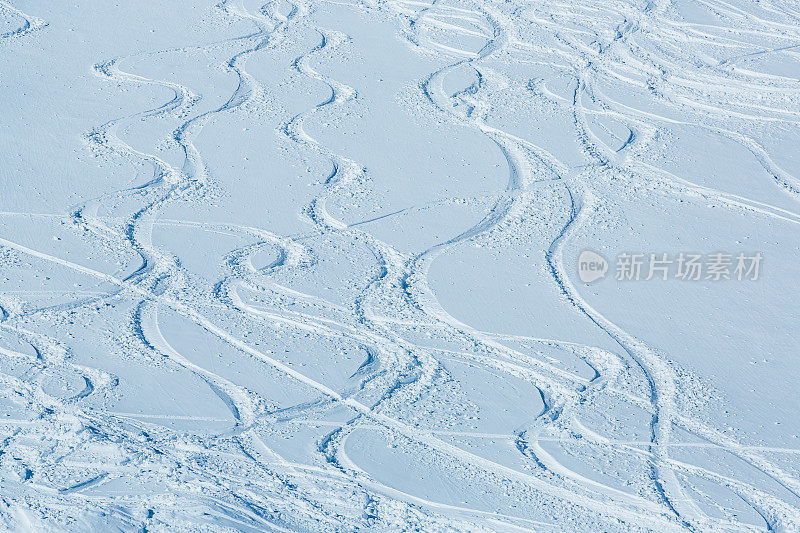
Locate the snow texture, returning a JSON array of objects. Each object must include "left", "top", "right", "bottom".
[{"left": 0, "top": 0, "right": 799, "bottom": 530}]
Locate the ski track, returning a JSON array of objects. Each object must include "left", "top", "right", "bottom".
[
  {"left": 1, "top": 0, "right": 799, "bottom": 530},
  {"left": 0, "top": 0, "right": 46, "bottom": 41}
]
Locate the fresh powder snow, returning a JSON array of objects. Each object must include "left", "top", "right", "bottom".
[{"left": 1, "top": 0, "right": 799, "bottom": 531}]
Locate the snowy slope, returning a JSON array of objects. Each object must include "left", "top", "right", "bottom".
[{"left": 1, "top": 0, "right": 799, "bottom": 530}]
